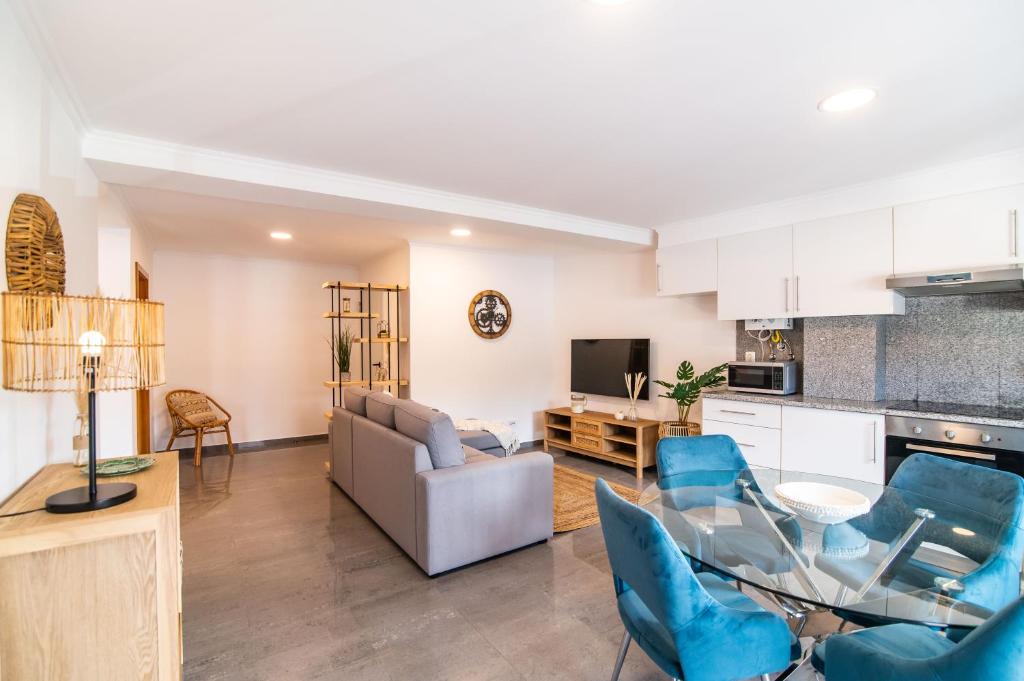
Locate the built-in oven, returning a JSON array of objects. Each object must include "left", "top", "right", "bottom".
[{"left": 885, "top": 415, "right": 1024, "bottom": 483}]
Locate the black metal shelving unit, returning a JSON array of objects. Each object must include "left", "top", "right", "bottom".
[{"left": 323, "top": 281, "right": 409, "bottom": 414}]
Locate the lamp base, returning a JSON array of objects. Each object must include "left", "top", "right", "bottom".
[{"left": 45, "top": 482, "right": 137, "bottom": 514}]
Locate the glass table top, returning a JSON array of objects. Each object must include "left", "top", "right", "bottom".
[{"left": 640, "top": 467, "right": 1018, "bottom": 630}]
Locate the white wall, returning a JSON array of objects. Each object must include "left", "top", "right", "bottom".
[
  {"left": 151, "top": 251, "right": 357, "bottom": 448},
  {"left": 552, "top": 251, "right": 735, "bottom": 423},
  {"left": 0, "top": 0, "right": 104, "bottom": 500},
  {"left": 408, "top": 242, "right": 554, "bottom": 442}
]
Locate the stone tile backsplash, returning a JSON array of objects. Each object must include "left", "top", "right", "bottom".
[{"left": 734, "top": 292, "right": 1024, "bottom": 405}]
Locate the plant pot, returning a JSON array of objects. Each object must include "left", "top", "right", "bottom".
[
  {"left": 339, "top": 371, "right": 351, "bottom": 383},
  {"left": 658, "top": 421, "right": 702, "bottom": 439}
]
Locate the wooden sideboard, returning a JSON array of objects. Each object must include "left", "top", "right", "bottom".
[
  {"left": 543, "top": 407, "right": 660, "bottom": 480},
  {"left": 0, "top": 453, "right": 182, "bottom": 681}
]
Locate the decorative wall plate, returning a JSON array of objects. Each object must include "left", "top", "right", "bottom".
[
  {"left": 468, "top": 289, "right": 511, "bottom": 339},
  {"left": 6, "top": 193, "right": 66, "bottom": 293}
]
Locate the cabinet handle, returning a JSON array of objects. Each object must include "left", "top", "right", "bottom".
[
  {"left": 871, "top": 420, "right": 877, "bottom": 464},
  {"left": 784, "top": 277, "right": 790, "bottom": 312},
  {"left": 657, "top": 263, "right": 663, "bottom": 292},
  {"left": 795, "top": 275, "right": 800, "bottom": 312},
  {"left": 1012, "top": 209, "right": 1019, "bottom": 258},
  {"left": 720, "top": 409, "right": 757, "bottom": 416}
]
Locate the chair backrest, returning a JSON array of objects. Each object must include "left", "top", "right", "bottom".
[
  {"left": 656, "top": 434, "right": 748, "bottom": 479},
  {"left": 595, "top": 478, "right": 712, "bottom": 633},
  {"left": 166, "top": 389, "right": 215, "bottom": 428},
  {"left": 891, "top": 453, "right": 1024, "bottom": 564},
  {"left": 943, "top": 596, "right": 1024, "bottom": 678}
]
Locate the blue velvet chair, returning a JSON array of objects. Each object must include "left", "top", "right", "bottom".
[
  {"left": 655, "top": 435, "right": 804, "bottom": 577},
  {"left": 811, "top": 595, "right": 1024, "bottom": 681},
  {"left": 819, "top": 453, "right": 1024, "bottom": 627},
  {"left": 595, "top": 478, "right": 800, "bottom": 681}
]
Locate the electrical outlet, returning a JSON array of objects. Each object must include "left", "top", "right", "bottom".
[{"left": 744, "top": 318, "right": 793, "bottom": 331}]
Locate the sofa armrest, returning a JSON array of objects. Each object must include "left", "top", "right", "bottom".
[{"left": 415, "top": 452, "right": 553, "bottom": 575}]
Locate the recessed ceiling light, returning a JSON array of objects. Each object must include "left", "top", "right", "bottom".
[
  {"left": 818, "top": 88, "right": 877, "bottom": 113},
  {"left": 450, "top": 227, "right": 472, "bottom": 237},
  {"left": 270, "top": 231, "right": 292, "bottom": 240}
]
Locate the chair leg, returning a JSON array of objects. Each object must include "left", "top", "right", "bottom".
[
  {"left": 194, "top": 429, "right": 204, "bottom": 467},
  {"left": 225, "top": 424, "right": 236, "bottom": 457},
  {"left": 166, "top": 433, "right": 176, "bottom": 452},
  {"left": 761, "top": 675, "right": 771, "bottom": 681},
  {"left": 610, "top": 630, "right": 631, "bottom": 681}
]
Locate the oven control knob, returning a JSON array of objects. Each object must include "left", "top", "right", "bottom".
[
  {"left": 912, "top": 426, "right": 923, "bottom": 434},
  {"left": 944, "top": 430, "right": 957, "bottom": 440},
  {"left": 980, "top": 433, "right": 992, "bottom": 444}
]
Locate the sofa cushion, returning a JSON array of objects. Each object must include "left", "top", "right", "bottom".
[
  {"left": 366, "top": 391, "right": 399, "bottom": 428},
  {"left": 344, "top": 386, "right": 371, "bottom": 416},
  {"left": 394, "top": 400, "right": 465, "bottom": 469}
]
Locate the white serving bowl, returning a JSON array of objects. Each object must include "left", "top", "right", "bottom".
[{"left": 773, "top": 481, "right": 871, "bottom": 525}]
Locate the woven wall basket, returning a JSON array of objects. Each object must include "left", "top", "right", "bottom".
[{"left": 5, "top": 193, "right": 66, "bottom": 294}]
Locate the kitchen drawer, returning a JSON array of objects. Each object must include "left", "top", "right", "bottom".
[
  {"left": 702, "top": 420, "right": 782, "bottom": 469},
  {"left": 702, "top": 398, "right": 781, "bottom": 429},
  {"left": 572, "top": 432, "right": 603, "bottom": 453},
  {"left": 573, "top": 418, "right": 603, "bottom": 436}
]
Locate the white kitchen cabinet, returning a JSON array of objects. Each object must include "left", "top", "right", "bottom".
[
  {"left": 792, "top": 208, "right": 904, "bottom": 317},
  {"left": 702, "top": 419, "right": 781, "bottom": 468},
  {"left": 656, "top": 238, "right": 717, "bottom": 296},
  {"left": 893, "top": 183, "right": 1024, "bottom": 274},
  {"left": 717, "top": 225, "right": 793, "bottom": 320},
  {"left": 780, "top": 406, "right": 885, "bottom": 484}
]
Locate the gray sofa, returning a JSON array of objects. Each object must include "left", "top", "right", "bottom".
[{"left": 328, "top": 388, "right": 553, "bottom": 575}]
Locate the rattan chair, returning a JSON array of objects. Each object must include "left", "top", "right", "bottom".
[{"left": 165, "top": 389, "right": 235, "bottom": 466}]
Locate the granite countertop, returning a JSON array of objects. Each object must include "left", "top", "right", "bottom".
[{"left": 703, "top": 388, "right": 1024, "bottom": 429}]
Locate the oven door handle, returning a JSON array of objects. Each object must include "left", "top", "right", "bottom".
[{"left": 907, "top": 443, "right": 997, "bottom": 462}]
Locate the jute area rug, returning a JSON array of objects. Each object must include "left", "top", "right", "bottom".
[{"left": 553, "top": 464, "right": 651, "bottom": 533}]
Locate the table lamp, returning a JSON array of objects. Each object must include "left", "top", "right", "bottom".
[{"left": 2, "top": 291, "right": 165, "bottom": 513}]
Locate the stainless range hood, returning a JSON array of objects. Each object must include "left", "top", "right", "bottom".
[{"left": 886, "top": 266, "right": 1024, "bottom": 297}]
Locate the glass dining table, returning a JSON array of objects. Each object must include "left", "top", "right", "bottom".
[{"left": 640, "top": 466, "right": 1014, "bottom": 633}]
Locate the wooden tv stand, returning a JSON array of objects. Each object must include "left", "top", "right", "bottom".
[{"left": 543, "top": 407, "right": 660, "bottom": 480}]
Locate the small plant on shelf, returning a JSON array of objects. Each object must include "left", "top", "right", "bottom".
[
  {"left": 654, "top": 360, "right": 728, "bottom": 435},
  {"left": 329, "top": 327, "right": 355, "bottom": 382}
]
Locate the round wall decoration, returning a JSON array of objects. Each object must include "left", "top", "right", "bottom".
[
  {"left": 468, "top": 289, "right": 511, "bottom": 339},
  {"left": 6, "top": 193, "right": 66, "bottom": 293}
]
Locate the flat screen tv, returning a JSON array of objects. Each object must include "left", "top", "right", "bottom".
[{"left": 571, "top": 339, "right": 650, "bottom": 400}]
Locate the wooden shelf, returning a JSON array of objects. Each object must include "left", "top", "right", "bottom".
[
  {"left": 322, "top": 312, "right": 380, "bottom": 319},
  {"left": 352, "top": 337, "right": 408, "bottom": 344},
  {"left": 324, "top": 410, "right": 333, "bottom": 420},
  {"left": 323, "top": 379, "right": 409, "bottom": 389},
  {"left": 322, "top": 281, "right": 409, "bottom": 291},
  {"left": 543, "top": 408, "right": 659, "bottom": 481}
]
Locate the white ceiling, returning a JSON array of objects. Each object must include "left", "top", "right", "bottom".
[
  {"left": 23, "top": 0, "right": 1024, "bottom": 228},
  {"left": 115, "top": 185, "right": 639, "bottom": 263}
]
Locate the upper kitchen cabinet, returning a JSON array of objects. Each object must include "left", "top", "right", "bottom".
[
  {"left": 792, "top": 208, "right": 904, "bottom": 317},
  {"left": 656, "top": 238, "right": 717, "bottom": 296},
  {"left": 893, "top": 183, "right": 1024, "bottom": 274},
  {"left": 717, "top": 224, "right": 793, "bottom": 320}
]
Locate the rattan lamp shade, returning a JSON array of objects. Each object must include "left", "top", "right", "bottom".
[{"left": 2, "top": 291, "right": 165, "bottom": 393}]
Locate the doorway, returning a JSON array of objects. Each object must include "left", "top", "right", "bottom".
[{"left": 135, "top": 262, "right": 151, "bottom": 454}]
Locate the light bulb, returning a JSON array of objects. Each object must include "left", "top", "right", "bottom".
[{"left": 78, "top": 330, "right": 106, "bottom": 357}]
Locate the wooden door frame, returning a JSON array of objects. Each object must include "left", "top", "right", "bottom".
[{"left": 134, "top": 262, "right": 151, "bottom": 454}]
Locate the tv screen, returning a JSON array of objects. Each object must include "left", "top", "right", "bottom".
[{"left": 571, "top": 339, "right": 650, "bottom": 400}]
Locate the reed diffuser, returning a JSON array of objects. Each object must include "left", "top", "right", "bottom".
[{"left": 624, "top": 372, "right": 646, "bottom": 422}]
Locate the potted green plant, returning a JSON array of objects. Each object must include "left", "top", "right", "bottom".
[
  {"left": 329, "top": 327, "right": 355, "bottom": 382},
  {"left": 654, "top": 360, "right": 728, "bottom": 436}
]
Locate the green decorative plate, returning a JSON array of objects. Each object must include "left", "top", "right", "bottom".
[{"left": 81, "top": 456, "right": 156, "bottom": 477}]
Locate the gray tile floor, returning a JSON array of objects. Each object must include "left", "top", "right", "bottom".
[{"left": 179, "top": 444, "right": 825, "bottom": 680}]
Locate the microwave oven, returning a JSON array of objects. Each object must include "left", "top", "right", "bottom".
[{"left": 726, "top": 361, "right": 798, "bottom": 395}]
